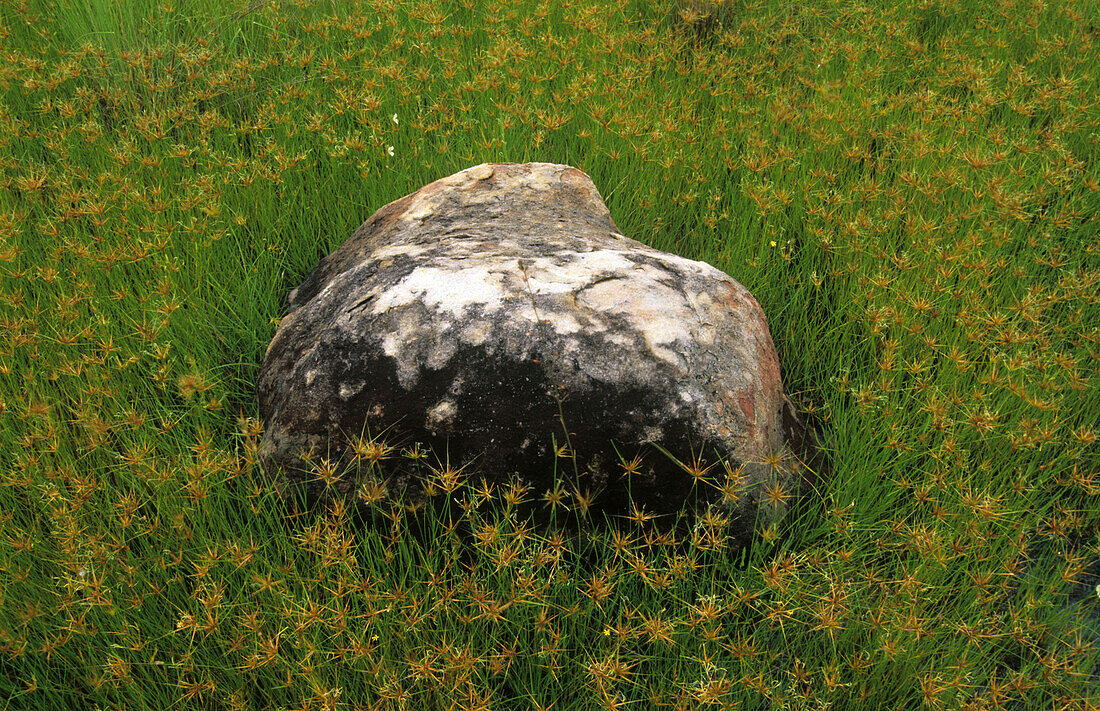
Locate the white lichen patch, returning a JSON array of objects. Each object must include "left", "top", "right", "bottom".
[
  {"left": 460, "top": 320, "right": 492, "bottom": 346},
  {"left": 426, "top": 399, "right": 457, "bottom": 431},
  {"left": 372, "top": 264, "right": 511, "bottom": 319},
  {"left": 576, "top": 276, "right": 695, "bottom": 367},
  {"left": 521, "top": 249, "right": 635, "bottom": 286},
  {"left": 338, "top": 381, "right": 366, "bottom": 400},
  {"left": 380, "top": 308, "right": 449, "bottom": 386}
]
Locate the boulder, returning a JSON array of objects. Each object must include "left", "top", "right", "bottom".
[{"left": 256, "top": 162, "right": 808, "bottom": 540}]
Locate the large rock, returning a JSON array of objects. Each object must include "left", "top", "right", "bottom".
[{"left": 256, "top": 162, "right": 808, "bottom": 538}]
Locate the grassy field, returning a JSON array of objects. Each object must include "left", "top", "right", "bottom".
[{"left": 0, "top": 0, "right": 1098, "bottom": 708}]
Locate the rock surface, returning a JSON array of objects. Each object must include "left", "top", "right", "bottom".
[{"left": 256, "top": 162, "right": 808, "bottom": 540}]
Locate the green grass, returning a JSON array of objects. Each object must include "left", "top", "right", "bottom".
[{"left": 0, "top": 0, "right": 1098, "bottom": 709}]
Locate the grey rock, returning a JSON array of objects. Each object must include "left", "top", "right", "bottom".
[{"left": 256, "top": 162, "right": 810, "bottom": 541}]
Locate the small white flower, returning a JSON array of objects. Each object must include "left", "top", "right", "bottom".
[
  {"left": 391, "top": 113, "right": 399, "bottom": 125},
  {"left": 386, "top": 145, "right": 394, "bottom": 157}
]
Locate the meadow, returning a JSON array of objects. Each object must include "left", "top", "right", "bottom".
[{"left": 0, "top": 0, "right": 1098, "bottom": 708}]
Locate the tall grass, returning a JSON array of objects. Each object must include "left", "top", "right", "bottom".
[{"left": 0, "top": 0, "right": 1097, "bottom": 709}]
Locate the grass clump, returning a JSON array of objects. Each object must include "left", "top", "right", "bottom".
[{"left": 0, "top": 0, "right": 1098, "bottom": 709}]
